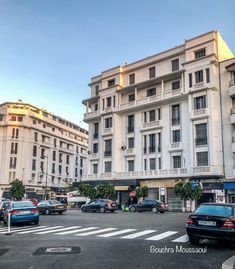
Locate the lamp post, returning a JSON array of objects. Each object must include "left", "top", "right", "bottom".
[{"left": 41, "top": 155, "right": 49, "bottom": 200}]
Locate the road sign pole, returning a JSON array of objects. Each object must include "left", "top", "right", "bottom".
[{"left": 5, "top": 210, "right": 12, "bottom": 235}]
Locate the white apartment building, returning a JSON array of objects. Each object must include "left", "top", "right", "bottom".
[
  {"left": 0, "top": 101, "right": 88, "bottom": 198},
  {"left": 83, "top": 31, "right": 234, "bottom": 209}
]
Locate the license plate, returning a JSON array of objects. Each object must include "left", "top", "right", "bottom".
[
  {"left": 19, "top": 211, "right": 31, "bottom": 215},
  {"left": 58, "top": 206, "right": 64, "bottom": 209},
  {"left": 198, "top": 220, "right": 216, "bottom": 226},
  {"left": 112, "top": 204, "right": 116, "bottom": 207}
]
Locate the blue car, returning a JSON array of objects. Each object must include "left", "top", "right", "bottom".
[{"left": 3, "top": 201, "right": 39, "bottom": 225}]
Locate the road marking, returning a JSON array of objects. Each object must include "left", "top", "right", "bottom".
[
  {"left": 0, "top": 226, "right": 48, "bottom": 234},
  {"left": 172, "top": 234, "right": 189, "bottom": 243},
  {"left": 75, "top": 228, "right": 117, "bottom": 236},
  {"left": 98, "top": 229, "right": 137, "bottom": 238},
  {"left": 121, "top": 230, "right": 157, "bottom": 239},
  {"left": 55, "top": 227, "right": 99, "bottom": 235},
  {"left": 35, "top": 226, "right": 82, "bottom": 234},
  {"left": 222, "top": 255, "right": 235, "bottom": 269},
  {"left": 0, "top": 226, "right": 29, "bottom": 232},
  {"left": 145, "top": 231, "right": 178, "bottom": 241},
  {"left": 17, "top": 226, "right": 63, "bottom": 234}
]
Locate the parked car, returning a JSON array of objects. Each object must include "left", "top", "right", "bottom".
[
  {"left": 0, "top": 200, "right": 10, "bottom": 221},
  {"left": 81, "top": 199, "right": 118, "bottom": 213},
  {"left": 2, "top": 201, "right": 39, "bottom": 225},
  {"left": 22, "top": 198, "right": 38, "bottom": 206},
  {"left": 186, "top": 203, "right": 235, "bottom": 245},
  {"left": 129, "top": 199, "right": 168, "bottom": 213},
  {"left": 37, "top": 200, "right": 67, "bottom": 215}
]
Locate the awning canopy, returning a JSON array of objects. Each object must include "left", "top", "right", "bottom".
[{"left": 224, "top": 182, "right": 235, "bottom": 190}]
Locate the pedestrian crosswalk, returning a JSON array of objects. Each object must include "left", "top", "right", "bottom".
[{"left": 0, "top": 225, "right": 189, "bottom": 243}]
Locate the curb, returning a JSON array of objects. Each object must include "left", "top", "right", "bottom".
[{"left": 222, "top": 255, "right": 235, "bottom": 269}]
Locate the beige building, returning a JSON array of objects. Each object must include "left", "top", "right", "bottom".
[
  {"left": 83, "top": 30, "right": 234, "bottom": 209},
  {"left": 0, "top": 101, "right": 88, "bottom": 198}
]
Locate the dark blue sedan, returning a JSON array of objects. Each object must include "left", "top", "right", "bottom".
[{"left": 3, "top": 201, "right": 39, "bottom": 225}]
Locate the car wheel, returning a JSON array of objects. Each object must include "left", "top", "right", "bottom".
[
  {"left": 188, "top": 235, "right": 200, "bottom": 245},
  {"left": 45, "top": 209, "right": 50, "bottom": 215},
  {"left": 159, "top": 211, "right": 165, "bottom": 214},
  {"left": 81, "top": 207, "right": 87, "bottom": 213},
  {"left": 152, "top": 207, "right": 158, "bottom": 213},
  {"left": 130, "top": 206, "right": 136, "bottom": 212},
  {"left": 100, "top": 207, "right": 105, "bottom": 213}
]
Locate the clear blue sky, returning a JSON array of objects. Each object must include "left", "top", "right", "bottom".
[{"left": 0, "top": 0, "right": 234, "bottom": 129}]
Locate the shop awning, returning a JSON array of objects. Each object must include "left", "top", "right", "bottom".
[{"left": 224, "top": 182, "right": 235, "bottom": 190}]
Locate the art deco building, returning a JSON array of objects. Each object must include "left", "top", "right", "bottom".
[
  {"left": 83, "top": 30, "right": 234, "bottom": 209},
  {"left": 0, "top": 101, "right": 88, "bottom": 198}
]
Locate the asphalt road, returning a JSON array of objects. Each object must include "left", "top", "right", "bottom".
[{"left": 0, "top": 210, "right": 234, "bottom": 269}]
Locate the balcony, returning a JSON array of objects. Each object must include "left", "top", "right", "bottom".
[
  {"left": 192, "top": 108, "right": 209, "bottom": 118},
  {"left": 124, "top": 148, "right": 135, "bottom": 156},
  {"left": 142, "top": 120, "right": 161, "bottom": 130},
  {"left": 193, "top": 82, "right": 205, "bottom": 90},
  {"left": 90, "top": 153, "right": 99, "bottom": 159},
  {"left": 84, "top": 111, "right": 100, "bottom": 121},
  {"left": 103, "top": 128, "right": 113, "bottom": 135},
  {"left": 170, "top": 142, "right": 182, "bottom": 150},
  {"left": 101, "top": 107, "right": 113, "bottom": 114},
  {"left": 229, "top": 80, "right": 235, "bottom": 97}
]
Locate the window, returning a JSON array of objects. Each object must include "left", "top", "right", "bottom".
[
  {"left": 113, "top": 96, "right": 116, "bottom": 107},
  {"left": 195, "top": 48, "right": 206, "bottom": 59},
  {"left": 80, "top": 158, "right": 83, "bottom": 168},
  {"left": 54, "top": 139, "right": 57, "bottom": 147},
  {"left": 52, "top": 163, "right": 55, "bottom": 174},
  {"left": 58, "top": 165, "right": 62, "bottom": 174},
  {"left": 105, "top": 161, "right": 112, "bottom": 172},
  {"left": 172, "top": 59, "right": 179, "bottom": 72},
  {"left": 157, "top": 109, "right": 161, "bottom": 120},
  {"left": 52, "top": 151, "right": 56, "bottom": 161},
  {"left": 173, "top": 156, "right": 181, "bottom": 168},
  {"left": 33, "top": 145, "right": 37, "bottom": 157},
  {"left": 66, "top": 155, "right": 70, "bottom": 165},
  {"left": 95, "top": 85, "right": 99, "bottom": 95},
  {"left": 197, "top": 152, "right": 208, "bottom": 166},
  {"left": 127, "top": 115, "right": 134, "bottom": 133},
  {"left": 108, "top": 79, "right": 115, "bottom": 87},
  {"left": 104, "top": 139, "right": 112, "bottom": 157},
  {"left": 149, "top": 158, "right": 156, "bottom": 170},
  {"left": 9, "top": 157, "right": 17, "bottom": 169},
  {"left": 11, "top": 142, "right": 18, "bottom": 154},
  {"left": 149, "top": 134, "right": 156, "bottom": 153},
  {"left": 206, "top": 68, "right": 210, "bottom": 83},
  {"left": 105, "top": 117, "right": 112, "bottom": 128},
  {"left": 93, "top": 143, "right": 98, "bottom": 153},
  {"left": 34, "top": 132, "right": 38, "bottom": 142},
  {"left": 128, "top": 160, "right": 134, "bottom": 172},
  {"left": 12, "top": 128, "right": 19, "bottom": 139},
  {"left": 143, "top": 135, "right": 147, "bottom": 153},
  {"left": 158, "top": 133, "right": 161, "bottom": 152},
  {"left": 189, "top": 73, "right": 192, "bottom": 88},
  {"left": 128, "top": 137, "right": 134, "bottom": 149},
  {"left": 195, "top": 123, "right": 207, "bottom": 146},
  {"left": 172, "top": 130, "right": 181, "bottom": 142},
  {"left": 18, "top": 116, "right": 23, "bottom": 122},
  {"left": 106, "top": 97, "right": 112, "bottom": 107},
  {"left": 94, "top": 123, "right": 99, "bottom": 139},
  {"left": 172, "top": 81, "right": 180, "bottom": 91},
  {"left": 172, "top": 105, "right": 180, "bottom": 125},
  {"left": 158, "top": 157, "right": 161, "bottom": 169},
  {"left": 10, "top": 115, "right": 17, "bottom": 121},
  {"left": 32, "top": 159, "right": 36, "bottom": 171},
  {"left": 59, "top": 153, "right": 63, "bottom": 163},
  {"left": 147, "top": 88, "right": 156, "bottom": 97},
  {"left": 194, "top": 95, "right": 206, "bottom": 110},
  {"left": 66, "top": 166, "right": 69, "bottom": 175},
  {"left": 93, "top": 164, "right": 98, "bottom": 174},
  {"left": 94, "top": 103, "right": 98, "bottom": 111},
  {"left": 144, "top": 159, "right": 147, "bottom": 171},
  {"left": 195, "top": 70, "right": 203, "bottom": 83},
  {"left": 128, "top": 94, "right": 135, "bottom": 102},
  {"left": 149, "top": 110, "right": 156, "bottom": 122},
  {"left": 129, "top": 73, "right": 135, "bottom": 85},
  {"left": 102, "top": 99, "right": 105, "bottom": 110},
  {"left": 143, "top": 112, "right": 147, "bottom": 123},
  {"left": 149, "top": 66, "right": 156, "bottom": 78}
]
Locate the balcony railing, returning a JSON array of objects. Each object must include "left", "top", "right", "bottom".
[
  {"left": 84, "top": 111, "right": 100, "bottom": 120},
  {"left": 193, "top": 108, "right": 207, "bottom": 117},
  {"left": 195, "top": 138, "right": 207, "bottom": 146},
  {"left": 104, "top": 151, "right": 112, "bottom": 157},
  {"left": 142, "top": 121, "right": 160, "bottom": 129},
  {"left": 193, "top": 166, "right": 210, "bottom": 173},
  {"left": 194, "top": 82, "right": 205, "bottom": 90},
  {"left": 90, "top": 153, "right": 99, "bottom": 159},
  {"left": 171, "top": 142, "right": 181, "bottom": 149},
  {"left": 104, "top": 128, "right": 112, "bottom": 134},
  {"left": 229, "top": 79, "right": 235, "bottom": 87}
]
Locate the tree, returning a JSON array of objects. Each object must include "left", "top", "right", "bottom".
[
  {"left": 95, "top": 183, "right": 115, "bottom": 199},
  {"left": 78, "top": 183, "right": 95, "bottom": 199},
  {"left": 174, "top": 181, "right": 202, "bottom": 201},
  {"left": 9, "top": 179, "right": 25, "bottom": 201},
  {"left": 64, "top": 178, "right": 74, "bottom": 192},
  {"left": 135, "top": 186, "right": 148, "bottom": 200}
]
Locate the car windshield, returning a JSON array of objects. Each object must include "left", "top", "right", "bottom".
[
  {"left": 50, "top": 200, "right": 61, "bottom": 205},
  {"left": 194, "top": 205, "right": 233, "bottom": 217},
  {"left": 12, "top": 202, "right": 34, "bottom": 208}
]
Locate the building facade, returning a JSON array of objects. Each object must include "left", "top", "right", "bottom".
[
  {"left": 0, "top": 101, "right": 88, "bottom": 198},
  {"left": 83, "top": 31, "right": 234, "bottom": 209}
]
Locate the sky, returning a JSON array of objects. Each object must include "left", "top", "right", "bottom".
[{"left": 0, "top": 0, "right": 234, "bottom": 129}]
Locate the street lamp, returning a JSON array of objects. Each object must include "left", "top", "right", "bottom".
[{"left": 41, "top": 155, "right": 49, "bottom": 200}]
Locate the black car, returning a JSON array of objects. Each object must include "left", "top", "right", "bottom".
[
  {"left": 37, "top": 200, "right": 67, "bottom": 215},
  {"left": 129, "top": 199, "right": 168, "bottom": 213},
  {"left": 186, "top": 203, "right": 235, "bottom": 245},
  {"left": 81, "top": 199, "right": 118, "bottom": 213},
  {"left": 0, "top": 200, "right": 10, "bottom": 221}
]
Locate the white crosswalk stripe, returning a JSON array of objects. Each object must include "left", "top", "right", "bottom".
[
  {"left": 172, "top": 234, "right": 189, "bottom": 243},
  {"left": 145, "top": 231, "right": 178, "bottom": 241},
  {"left": 121, "top": 230, "right": 157, "bottom": 239},
  {"left": 35, "top": 226, "right": 81, "bottom": 235},
  {"left": 17, "top": 226, "right": 63, "bottom": 234},
  {"left": 0, "top": 226, "right": 29, "bottom": 232},
  {"left": 75, "top": 228, "right": 117, "bottom": 236},
  {"left": 54, "top": 227, "right": 100, "bottom": 235},
  {"left": 0, "top": 226, "right": 48, "bottom": 234},
  {"left": 98, "top": 229, "right": 137, "bottom": 238}
]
